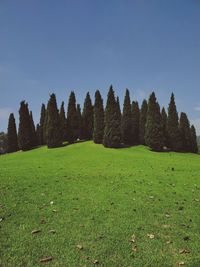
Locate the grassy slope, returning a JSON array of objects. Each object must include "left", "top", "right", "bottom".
[{"left": 0, "top": 142, "right": 200, "bottom": 267}]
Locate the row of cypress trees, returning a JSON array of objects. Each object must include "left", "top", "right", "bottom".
[{"left": 6, "top": 85, "right": 198, "bottom": 153}]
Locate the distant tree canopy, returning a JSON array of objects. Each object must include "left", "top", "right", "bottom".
[
  {"left": 103, "top": 86, "right": 121, "bottom": 148},
  {"left": 4, "top": 87, "right": 199, "bottom": 154},
  {"left": 145, "top": 92, "right": 164, "bottom": 152},
  {"left": 82, "top": 92, "right": 93, "bottom": 140},
  {"left": 167, "top": 93, "right": 182, "bottom": 152},
  {"left": 121, "top": 89, "right": 132, "bottom": 145},
  {"left": 7, "top": 113, "right": 19, "bottom": 153},
  {"left": 93, "top": 90, "right": 104, "bottom": 144},
  {"left": 18, "top": 101, "right": 34, "bottom": 151},
  {"left": 139, "top": 99, "right": 148, "bottom": 145},
  {"left": 46, "top": 94, "right": 62, "bottom": 148},
  {"left": 66, "top": 91, "right": 79, "bottom": 144}
]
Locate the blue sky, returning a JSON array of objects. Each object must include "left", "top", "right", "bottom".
[{"left": 0, "top": 0, "right": 200, "bottom": 133}]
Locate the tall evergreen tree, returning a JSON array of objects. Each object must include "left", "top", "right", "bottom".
[
  {"left": 145, "top": 92, "right": 164, "bottom": 151},
  {"left": 30, "top": 111, "right": 37, "bottom": 147},
  {"left": 121, "top": 89, "right": 132, "bottom": 145},
  {"left": 38, "top": 104, "right": 46, "bottom": 145},
  {"left": 18, "top": 101, "right": 33, "bottom": 151},
  {"left": 161, "top": 107, "right": 168, "bottom": 146},
  {"left": 139, "top": 99, "right": 148, "bottom": 145},
  {"left": 7, "top": 113, "right": 19, "bottom": 153},
  {"left": 76, "top": 104, "right": 83, "bottom": 140},
  {"left": 66, "top": 91, "right": 79, "bottom": 143},
  {"left": 59, "top": 101, "right": 67, "bottom": 142},
  {"left": 179, "top": 112, "right": 191, "bottom": 152},
  {"left": 167, "top": 93, "right": 182, "bottom": 151},
  {"left": 46, "top": 94, "right": 62, "bottom": 148},
  {"left": 36, "top": 123, "right": 40, "bottom": 146},
  {"left": 131, "top": 101, "right": 140, "bottom": 145},
  {"left": 103, "top": 85, "right": 121, "bottom": 148},
  {"left": 93, "top": 90, "right": 104, "bottom": 144},
  {"left": 82, "top": 92, "right": 94, "bottom": 140},
  {"left": 190, "top": 125, "right": 198, "bottom": 153}
]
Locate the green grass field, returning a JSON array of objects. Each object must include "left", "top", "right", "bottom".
[{"left": 0, "top": 142, "right": 200, "bottom": 267}]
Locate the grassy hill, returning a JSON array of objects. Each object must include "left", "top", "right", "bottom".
[{"left": 0, "top": 142, "right": 200, "bottom": 267}]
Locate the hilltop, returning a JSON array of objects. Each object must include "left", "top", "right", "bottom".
[{"left": 0, "top": 142, "right": 200, "bottom": 266}]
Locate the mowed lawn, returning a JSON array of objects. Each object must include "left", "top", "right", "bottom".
[{"left": 0, "top": 142, "right": 200, "bottom": 267}]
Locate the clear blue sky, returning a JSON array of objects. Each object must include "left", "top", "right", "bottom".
[{"left": 0, "top": 0, "right": 200, "bottom": 133}]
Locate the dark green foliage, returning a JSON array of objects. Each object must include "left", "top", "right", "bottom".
[
  {"left": 46, "top": 94, "right": 62, "bottom": 148},
  {"left": 139, "top": 99, "right": 148, "bottom": 145},
  {"left": 66, "top": 91, "right": 79, "bottom": 143},
  {"left": 36, "top": 124, "right": 40, "bottom": 146},
  {"left": 18, "top": 101, "right": 33, "bottom": 151},
  {"left": 190, "top": 125, "right": 198, "bottom": 153},
  {"left": 0, "top": 132, "right": 7, "bottom": 154},
  {"left": 76, "top": 104, "right": 83, "bottom": 140},
  {"left": 179, "top": 112, "right": 191, "bottom": 152},
  {"left": 121, "top": 89, "right": 132, "bottom": 145},
  {"left": 131, "top": 101, "right": 140, "bottom": 145},
  {"left": 38, "top": 104, "right": 46, "bottom": 145},
  {"left": 145, "top": 92, "right": 164, "bottom": 151},
  {"left": 59, "top": 101, "right": 67, "bottom": 141},
  {"left": 7, "top": 113, "right": 19, "bottom": 153},
  {"left": 161, "top": 107, "right": 168, "bottom": 146},
  {"left": 82, "top": 92, "right": 94, "bottom": 140},
  {"left": 167, "top": 93, "right": 182, "bottom": 151},
  {"left": 93, "top": 90, "right": 104, "bottom": 144},
  {"left": 103, "top": 86, "right": 121, "bottom": 148},
  {"left": 30, "top": 111, "right": 37, "bottom": 147}
]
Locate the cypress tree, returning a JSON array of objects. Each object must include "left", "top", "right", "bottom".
[
  {"left": 38, "top": 104, "right": 46, "bottom": 145},
  {"left": 139, "top": 99, "right": 148, "bottom": 145},
  {"left": 161, "top": 107, "right": 168, "bottom": 146},
  {"left": 18, "top": 101, "right": 33, "bottom": 151},
  {"left": 7, "top": 113, "right": 19, "bottom": 153},
  {"left": 66, "top": 91, "right": 79, "bottom": 143},
  {"left": 103, "top": 85, "right": 121, "bottom": 148},
  {"left": 179, "top": 112, "right": 191, "bottom": 152},
  {"left": 145, "top": 92, "right": 164, "bottom": 151},
  {"left": 93, "top": 90, "right": 104, "bottom": 144},
  {"left": 82, "top": 92, "right": 93, "bottom": 140},
  {"left": 131, "top": 101, "right": 140, "bottom": 145},
  {"left": 76, "top": 104, "right": 83, "bottom": 140},
  {"left": 167, "top": 93, "right": 182, "bottom": 151},
  {"left": 30, "top": 111, "right": 37, "bottom": 147},
  {"left": 121, "top": 89, "right": 132, "bottom": 145},
  {"left": 59, "top": 101, "right": 67, "bottom": 142},
  {"left": 46, "top": 93, "right": 62, "bottom": 148},
  {"left": 116, "top": 96, "right": 121, "bottom": 121},
  {"left": 36, "top": 123, "right": 40, "bottom": 146},
  {"left": 190, "top": 125, "right": 198, "bottom": 153}
]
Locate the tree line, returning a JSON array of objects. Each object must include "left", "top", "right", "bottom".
[{"left": 5, "top": 85, "right": 198, "bottom": 154}]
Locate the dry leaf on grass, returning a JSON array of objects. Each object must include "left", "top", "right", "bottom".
[
  {"left": 179, "top": 248, "right": 190, "bottom": 254},
  {"left": 130, "top": 234, "right": 136, "bottom": 243},
  {"left": 31, "top": 229, "right": 41, "bottom": 234},
  {"left": 132, "top": 245, "right": 137, "bottom": 253},
  {"left": 40, "top": 256, "right": 53, "bottom": 263},
  {"left": 49, "top": 230, "right": 56, "bottom": 234},
  {"left": 147, "top": 233, "right": 155, "bottom": 239},
  {"left": 166, "top": 240, "right": 173, "bottom": 244},
  {"left": 76, "top": 244, "right": 83, "bottom": 250},
  {"left": 176, "top": 261, "right": 185, "bottom": 266},
  {"left": 93, "top": 259, "right": 99, "bottom": 264}
]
